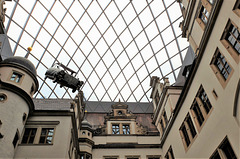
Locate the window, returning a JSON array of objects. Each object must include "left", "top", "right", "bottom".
[
  {"left": 210, "top": 49, "right": 233, "bottom": 87},
  {"left": 199, "top": 6, "right": 210, "bottom": 25},
  {"left": 159, "top": 110, "right": 168, "bottom": 137},
  {"left": 10, "top": 72, "right": 23, "bottom": 83},
  {"left": 22, "top": 113, "right": 27, "bottom": 123},
  {"left": 112, "top": 124, "right": 120, "bottom": 134},
  {"left": 122, "top": 124, "right": 130, "bottom": 134},
  {"left": 39, "top": 128, "right": 54, "bottom": 144},
  {"left": 165, "top": 146, "right": 175, "bottom": 159},
  {"left": 12, "top": 130, "right": 19, "bottom": 148},
  {"left": 179, "top": 113, "right": 197, "bottom": 150},
  {"left": 21, "top": 128, "right": 54, "bottom": 144},
  {"left": 233, "top": 0, "right": 240, "bottom": 17},
  {"left": 225, "top": 24, "right": 240, "bottom": 54},
  {"left": 0, "top": 93, "right": 7, "bottom": 102},
  {"left": 112, "top": 123, "right": 131, "bottom": 134},
  {"left": 214, "top": 53, "right": 232, "bottom": 80},
  {"left": 191, "top": 86, "right": 212, "bottom": 132},
  {"left": 197, "top": 0, "right": 213, "bottom": 29},
  {"left": 210, "top": 137, "right": 237, "bottom": 159},
  {"left": 221, "top": 20, "right": 240, "bottom": 63},
  {"left": 22, "top": 128, "right": 37, "bottom": 144}
]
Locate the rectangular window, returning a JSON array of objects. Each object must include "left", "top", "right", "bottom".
[
  {"left": 191, "top": 86, "right": 213, "bottom": 132},
  {"left": 192, "top": 101, "right": 205, "bottom": 126},
  {"left": 210, "top": 137, "right": 237, "bottom": 159},
  {"left": 233, "top": 0, "right": 240, "bottom": 17},
  {"left": 197, "top": 0, "right": 213, "bottom": 29},
  {"left": 199, "top": 88, "right": 212, "bottom": 114},
  {"left": 165, "top": 146, "right": 175, "bottom": 159},
  {"left": 39, "top": 128, "right": 54, "bottom": 144},
  {"left": 210, "top": 49, "right": 233, "bottom": 88},
  {"left": 122, "top": 124, "right": 130, "bottom": 134},
  {"left": 10, "top": 72, "right": 23, "bottom": 83},
  {"left": 221, "top": 20, "right": 240, "bottom": 63},
  {"left": 199, "top": 6, "right": 210, "bottom": 25},
  {"left": 159, "top": 110, "right": 168, "bottom": 137},
  {"left": 179, "top": 114, "right": 197, "bottom": 150},
  {"left": 214, "top": 53, "right": 232, "bottom": 80},
  {"left": 22, "top": 128, "right": 54, "bottom": 144},
  {"left": 112, "top": 124, "right": 120, "bottom": 134},
  {"left": 22, "top": 128, "right": 37, "bottom": 144},
  {"left": 12, "top": 131, "right": 19, "bottom": 148},
  {"left": 226, "top": 23, "right": 240, "bottom": 54}
]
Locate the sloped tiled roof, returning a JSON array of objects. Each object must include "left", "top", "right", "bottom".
[{"left": 33, "top": 99, "right": 153, "bottom": 113}]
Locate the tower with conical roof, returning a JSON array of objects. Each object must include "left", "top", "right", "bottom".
[{"left": 0, "top": 56, "right": 38, "bottom": 158}]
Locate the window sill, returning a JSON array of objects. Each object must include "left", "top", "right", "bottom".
[{"left": 19, "top": 143, "right": 53, "bottom": 146}]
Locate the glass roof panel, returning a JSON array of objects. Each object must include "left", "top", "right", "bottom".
[{"left": 4, "top": 0, "right": 189, "bottom": 102}]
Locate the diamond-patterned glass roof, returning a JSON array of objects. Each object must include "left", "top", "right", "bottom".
[{"left": 4, "top": 0, "right": 189, "bottom": 102}]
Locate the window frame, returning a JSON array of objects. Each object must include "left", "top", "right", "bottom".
[
  {"left": 122, "top": 124, "right": 130, "bottom": 134},
  {"left": 9, "top": 71, "right": 24, "bottom": 84},
  {"left": 210, "top": 48, "right": 234, "bottom": 88},
  {"left": 233, "top": 0, "right": 240, "bottom": 17},
  {"left": 0, "top": 93, "right": 7, "bottom": 102},
  {"left": 21, "top": 127, "right": 55, "bottom": 145},
  {"left": 196, "top": 0, "right": 213, "bottom": 30},
  {"left": 210, "top": 136, "right": 237, "bottom": 159},
  {"left": 39, "top": 128, "right": 55, "bottom": 144},
  {"left": 12, "top": 129, "right": 20, "bottom": 148},
  {"left": 165, "top": 146, "right": 175, "bottom": 159},
  {"left": 111, "top": 123, "right": 131, "bottom": 135},
  {"left": 190, "top": 86, "right": 213, "bottom": 132},
  {"left": 159, "top": 110, "right": 168, "bottom": 138},
  {"left": 220, "top": 19, "right": 240, "bottom": 64},
  {"left": 112, "top": 124, "right": 120, "bottom": 134},
  {"left": 179, "top": 113, "right": 197, "bottom": 151}
]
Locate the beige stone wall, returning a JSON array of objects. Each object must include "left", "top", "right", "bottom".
[
  {"left": 14, "top": 116, "right": 73, "bottom": 159},
  {"left": 160, "top": 0, "right": 240, "bottom": 158},
  {"left": 0, "top": 89, "right": 29, "bottom": 158}
]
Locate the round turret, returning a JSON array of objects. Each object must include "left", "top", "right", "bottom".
[
  {"left": 0, "top": 56, "right": 38, "bottom": 158},
  {"left": 1, "top": 56, "right": 37, "bottom": 76},
  {"left": 80, "top": 118, "right": 94, "bottom": 155}
]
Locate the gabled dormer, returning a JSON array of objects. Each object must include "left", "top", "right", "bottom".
[
  {"left": 92, "top": 101, "right": 148, "bottom": 135},
  {"left": 105, "top": 100, "right": 136, "bottom": 120}
]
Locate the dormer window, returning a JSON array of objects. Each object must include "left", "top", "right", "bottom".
[
  {"left": 112, "top": 124, "right": 120, "bottom": 134},
  {"left": 123, "top": 124, "right": 130, "bottom": 134},
  {"left": 111, "top": 123, "right": 131, "bottom": 135}
]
